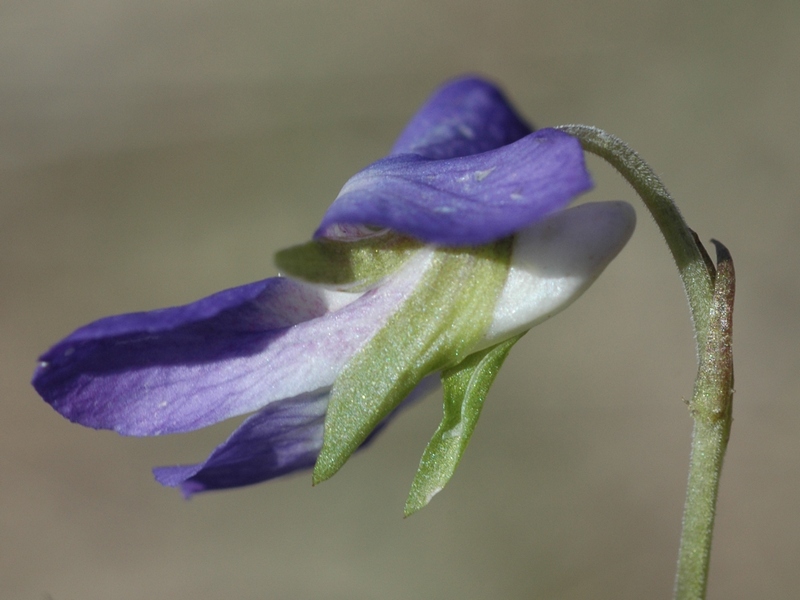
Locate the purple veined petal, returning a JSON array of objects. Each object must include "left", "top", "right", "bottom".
[
  {"left": 33, "top": 277, "right": 344, "bottom": 435},
  {"left": 33, "top": 250, "right": 435, "bottom": 436},
  {"left": 316, "top": 129, "right": 593, "bottom": 246},
  {"left": 482, "top": 201, "right": 637, "bottom": 346},
  {"left": 390, "top": 76, "right": 532, "bottom": 160},
  {"left": 153, "top": 376, "right": 440, "bottom": 497}
]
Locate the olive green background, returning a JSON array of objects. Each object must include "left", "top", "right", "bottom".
[{"left": 3, "top": 1, "right": 798, "bottom": 598}]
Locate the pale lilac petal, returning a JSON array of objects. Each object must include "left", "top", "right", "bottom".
[
  {"left": 390, "top": 76, "right": 532, "bottom": 159},
  {"left": 33, "top": 250, "right": 433, "bottom": 436},
  {"left": 316, "top": 129, "right": 592, "bottom": 246}
]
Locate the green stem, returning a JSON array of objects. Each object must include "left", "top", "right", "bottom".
[
  {"left": 556, "top": 125, "right": 735, "bottom": 600},
  {"left": 555, "top": 125, "right": 714, "bottom": 355},
  {"left": 674, "top": 242, "right": 735, "bottom": 600}
]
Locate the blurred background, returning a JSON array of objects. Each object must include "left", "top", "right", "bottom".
[{"left": 2, "top": 1, "right": 798, "bottom": 598}]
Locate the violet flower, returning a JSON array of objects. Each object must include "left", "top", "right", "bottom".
[{"left": 32, "top": 76, "right": 635, "bottom": 514}]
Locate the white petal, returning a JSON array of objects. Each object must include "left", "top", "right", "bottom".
[{"left": 483, "top": 201, "right": 636, "bottom": 345}]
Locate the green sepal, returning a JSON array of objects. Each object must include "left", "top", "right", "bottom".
[
  {"left": 312, "top": 239, "right": 513, "bottom": 485},
  {"left": 403, "top": 332, "right": 525, "bottom": 517},
  {"left": 274, "top": 234, "right": 422, "bottom": 291}
]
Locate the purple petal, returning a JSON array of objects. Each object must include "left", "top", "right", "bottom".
[
  {"left": 316, "top": 129, "right": 593, "bottom": 246},
  {"left": 33, "top": 254, "right": 431, "bottom": 436},
  {"left": 390, "top": 76, "right": 532, "bottom": 159},
  {"left": 33, "top": 278, "right": 329, "bottom": 435},
  {"left": 153, "top": 376, "right": 440, "bottom": 496},
  {"left": 153, "top": 392, "right": 328, "bottom": 496}
]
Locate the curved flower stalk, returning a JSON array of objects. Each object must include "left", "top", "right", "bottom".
[{"left": 32, "top": 77, "right": 635, "bottom": 513}]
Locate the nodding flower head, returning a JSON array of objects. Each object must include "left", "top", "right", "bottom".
[{"left": 32, "top": 76, "right": 635, "bottom": 515}]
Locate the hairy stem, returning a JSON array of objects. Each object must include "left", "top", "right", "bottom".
[
  {"left": 674, "top": 242, "right": 735, "bottom": 600},
  {"left": 557, "top": 125, "right": 735, "bottom": 600},
  {"left": 556, "top": 124, "right": 714, "bottom": 354}
]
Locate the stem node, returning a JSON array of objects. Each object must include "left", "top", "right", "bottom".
[{"left": 556, "top": 125, "right": 736, "bottom": 600}]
